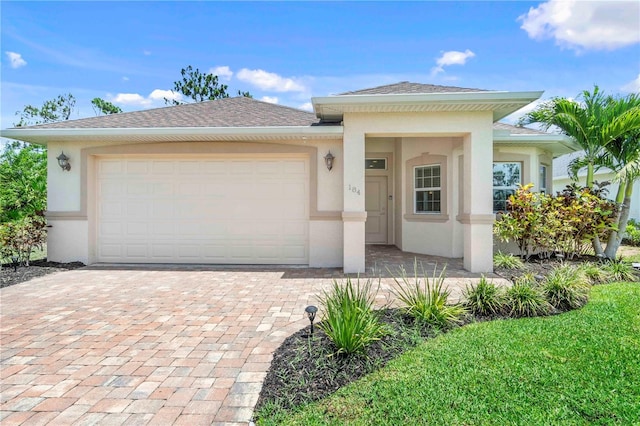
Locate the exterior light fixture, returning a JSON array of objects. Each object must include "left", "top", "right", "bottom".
[
  {"left": 57, "top": 151, "right": 71, "bottom": 171},
  {"left": 305, "top": 305, "right": 318, "bottom": 337},
  {"left": 324, "top": 151, "right": 335, "bottom": 171}
]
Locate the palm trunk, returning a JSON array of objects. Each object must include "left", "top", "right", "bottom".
[
  {"left": 585, "top": 163, "right": 594, "bottom": 188},
  {"left": 604, "top": 179, "right": 633, "bottom": 259},
  {"left": 586, "top": 162, "right": 605, "bottom": 255}
]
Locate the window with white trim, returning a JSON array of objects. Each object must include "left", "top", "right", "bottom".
[
  {"left": 414, "top": 165, "right": 441, "bottom": 213},
  {"left": 493, "top": 162, "right": 521, "bottom": 212},
  {"left": 539, "top": 165, "right": 548, "bottom": 194}
]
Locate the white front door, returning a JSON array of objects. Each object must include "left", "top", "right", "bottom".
[{"left": 365, "top": 175, "right": 388, "bottom": 244}]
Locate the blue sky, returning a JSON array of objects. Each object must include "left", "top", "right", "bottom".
[{"left": 1, "top": 1, "right": 639, "bottom": 129}]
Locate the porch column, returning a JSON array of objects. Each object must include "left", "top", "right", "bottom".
[
  {"left": 342, "top": 128, "right": 366, "bottom": 273},
  {"left": 462, "top": 128, "right": 495, "bottom": 272}
]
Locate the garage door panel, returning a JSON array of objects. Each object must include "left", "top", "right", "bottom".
[
  {"left": 126, "top": 244, "right": 148, "bottom": 257},
  {"left": 97, "top": 157, "right": 309, "bottom": 264},
  {"left": 151, "top": 161, "right": 174, "bottom": 174}
]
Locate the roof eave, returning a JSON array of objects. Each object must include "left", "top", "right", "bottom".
[
  {"left": 493, "top": 134, "right": 581, "bottom": 157},
  {"left": 0, "top": 125, "right": 344, "bottom": 145},
  {"left": 312, "top": 91, "right": 544, "bottom": 121}
]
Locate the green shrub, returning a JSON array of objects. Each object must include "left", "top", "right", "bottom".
[
  {"left": 505, "top": 276, "right": 551, "bottom": 318},
  {"left": 318, "top": 277, "right": 388, "bottom": 355},
  {"left": 463, "top": 276, "right": 506, "bottom": 316},
  {"left": 494, "top": 183, "right": 616, "bottom": 260},
  {"left": 0, "top": 214, "right": 47, "bottom": 266},
  {"left": 602, "top": 259, "right": 638, "bottom": 282},
  {"left": 623, "top": 219, "right": 640, "bottom": 246},
  {"left": 578, "top": 262, "right": 610, "bottom": 285},
  {"left": 493, "top": 252, "right": 524, "bottom": 269},
  {"left": 392, "top": 263, "right": 466, "bottom": 329},
  {"left": 541, "top": 265, "right": 590, "bottom": 311}
]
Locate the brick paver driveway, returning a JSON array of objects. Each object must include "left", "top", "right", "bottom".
[{"left": 1, "top": 248, "right": 506, "bottom": 425}]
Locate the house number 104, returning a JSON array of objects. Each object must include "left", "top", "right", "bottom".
[{"left": 348, "top": 184, "right": 361, "bottom": 195}]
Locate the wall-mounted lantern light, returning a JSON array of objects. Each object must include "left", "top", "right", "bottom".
[
  {"left": 57, "top": 151, "right": 71, "bottom": 171},
  {"left": 324, "top": 151, "right": 335, "bottom": 171},
  {"left": 305, "top": 305, "right": 318, "bottom": 337}
]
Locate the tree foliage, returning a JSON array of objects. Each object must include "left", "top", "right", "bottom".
[
  {"left": 0, "top": 142, "right": 47, "bottom": 223},
  {"left": 91, "top": 97, "right": 123, "bottom": 115},
  {"left": 520, "top": 86, "right": 640, "bottom": 258},
  {"left": 165, "top": 65, "right": 251, "bottom": 105},
  {"left": 15, "top": 93, "right": 76, "bottom": 127}
]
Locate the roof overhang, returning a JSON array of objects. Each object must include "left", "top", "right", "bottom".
[
  {"left": 493, "top": 132, "right": 580, "bottom": 157},
  {"left": 312, "top": 91, "right": 544, "bottom": 122},
  {"left": 0, "top": 125, "right": 344, "bottom": 146}
]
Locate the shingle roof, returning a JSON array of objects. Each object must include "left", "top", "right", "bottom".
[
  {"left": 493, "top": 122, "right": 549, "bottom": 135},
  {"left": 338, "top": 81, "right": 489, "bottom": 95},
  {"left": 17, "top": 97, "right": 320, "bottom": 129}
]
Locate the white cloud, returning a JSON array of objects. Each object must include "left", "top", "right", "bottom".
[
  {"left": 143, "top": 50, "right": 152, "bottom": 56},
  {"left": 236, "top": 68, "right": 306, "bottom": 92},
  {"left": 110, "top": 89, "right": 182, "bottom": 107},
  {"left": 518, "top": 0, "right": 640, "bottom": 51},
  {"left": 260, "top": 96, "right": 278, "bottom": 104},
  {"left": 111, "top": 93, "right": 151, "bottom": 106},
  {"left": 299, "top": 102, "right": 313, "bottom": 112},
  {"left": 5, "top": 51, "right": 27, "bottom": 68},
  {"left": 122, "top": 76, "right": 129, "bottom": 81},
  {"left": 621, "top": 74, "right": 640, "bottom": 93},
  {"left": 431, "top": 49, "right": 475, "bottom": 75},
  {"left": 149, "top": 89, "right": 182, "bottom": 102},
  {"left": 210, "top": 65, "right": 233, "bottom": 81}
]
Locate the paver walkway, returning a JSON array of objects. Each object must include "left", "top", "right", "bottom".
[{"left": 1, "top": 247, "right": 507, "bottom": 425}]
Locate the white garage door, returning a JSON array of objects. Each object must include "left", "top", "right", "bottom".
[{"left": 97, "top": 156, "right": 309, "bottom": 264}]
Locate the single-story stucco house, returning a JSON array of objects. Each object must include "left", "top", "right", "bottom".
[
  {"left": 1, "top": 82, "right": 578, "bottom": 273},
  {"left": 553, "top": 151, "right": 640, "bottom": 221}
]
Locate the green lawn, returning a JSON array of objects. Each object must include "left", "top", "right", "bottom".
[{"left": 257, "top": 283, "right": 640, "bottom": 425}]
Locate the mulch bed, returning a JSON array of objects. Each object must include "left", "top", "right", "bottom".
[
  {"left": 0, "top": 260, "right": 84, "bottom": 289},
  {"left": 255, "top": 253, "right": 619, "bottom": 418},
  {"left": 256, "top": 308, "right": 447, "bottom": 412},
  {"left": 493, "top": 253, "right": 601, "bottom": 282}
]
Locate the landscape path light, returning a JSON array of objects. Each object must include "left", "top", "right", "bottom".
[{"left": 305, "top": 305, "right": 318, "bottom": 337}]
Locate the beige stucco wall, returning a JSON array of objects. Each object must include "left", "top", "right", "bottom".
[
  {"left": 343, "top": 111, "right": 495, "bottom": 272},
  {"left": 45, "top": 138, "right": 345, "bottom": 266}
]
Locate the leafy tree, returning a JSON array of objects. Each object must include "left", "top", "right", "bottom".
[
  {"left": 0, "top": 141, "right": 47, "bottom": 223},
  {"left": 165, "top": 65, "right": 251, "bottom": 105},
  {"left": 91, "top": 97, "right": 122, "bottom": 115},
  {"left": 596, "top": 93, "right": 640, "bottom": 258},
  {"left": 15, "top": 93, "right": 76, "bottom": 127},
  {"left": 521, "top": 86, "right": 640, "bottom": 258}
]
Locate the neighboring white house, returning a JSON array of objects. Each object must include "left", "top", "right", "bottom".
[
  {"left": 553, "top": 152, "right": 640, "bottom": 221},
  {"left": 1, "top": 82, "right": 578, "bottom": 273}
]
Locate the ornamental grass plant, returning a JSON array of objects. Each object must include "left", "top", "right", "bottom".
[
  {"left": 463, "top": 276, "right": 506, "bottom": 316},
  {"left": 318, "top": 277, "right": 388, "bottom": 356},
  {"left": 391, "top": 262, "right": 466, "bottom": 329},
  {"left": 541, "top": 264, "right": 590, "bottom": 311},
  {"left": 493, "top": 251, "right": 524, "bottom": 269},
  {"left": 505, "top": 275, "right": 551, "bottom": 317}
]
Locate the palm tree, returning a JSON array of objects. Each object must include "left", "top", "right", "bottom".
[
  {"left": 520, "top": 87, "right": 640, "bottom": 258},
  {"left": 597, "top": 93, "right": 640, "bottom": 258},
  {"left": 520, "top": 87, "right": 609, "bottom": 188}
]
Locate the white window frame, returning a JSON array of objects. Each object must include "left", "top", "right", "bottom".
[
  {"left": 493, "top": 162, "right": 521, "bottom": 212},
  {"left": 539, "top": 165, "right": 548, "bottom": 194},
  {"left": 414, "top": 164, "right": 441, "bottom": 214}
]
